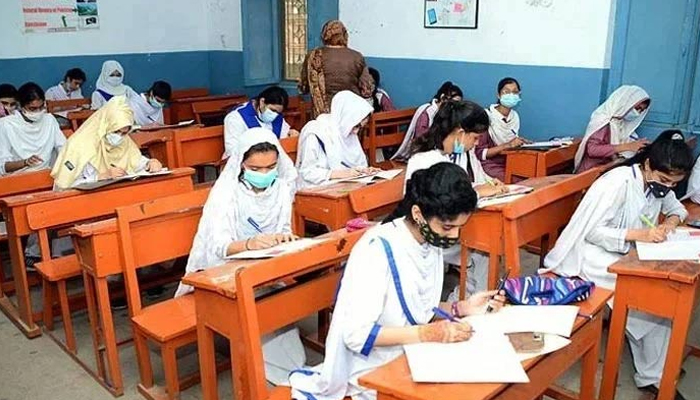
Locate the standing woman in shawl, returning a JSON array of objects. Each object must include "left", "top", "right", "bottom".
[
  {"left": 91, "top": 60, "right": 137, "bottom": 110},
  {"left": 0, "top": 82, "right": 66, "bottom": 176},
  {"left": 298, "top": 20, "right": 374, "bottom": 117},
  {"left": 51, "top": 97, "right": 162, "bottom": 189},
  {"left": 296, "top": 91, "right": 377, "bottom": 188},
  {"left": 575, "top": 85, "right": 651, "bottom": 173},
  {"left": 174, "top": 127, "right": 303, "bottom": 384}
]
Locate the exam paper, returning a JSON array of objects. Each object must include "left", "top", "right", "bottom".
[
  {"left": 226, "top": 238, "right": 325, "bottom": 260},
  {"left": 464, "top": 305, "right": 580, "bottom": 338},
  {"left": 636, "top": 228, "right": 700, "bottom": 260}
]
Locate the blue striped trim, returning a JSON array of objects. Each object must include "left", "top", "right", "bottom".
[
  {"left": 289, "top": 369, "right": 319, "bottom": 400},
  {"left": 314, "top": 134, "right": 327, "bottom": 155},
  {"left": 378, "top": 237, "right": 418, "bottom": 325},
  {"left": 360, "top": 323, "right": 382, "bottom": 356}
]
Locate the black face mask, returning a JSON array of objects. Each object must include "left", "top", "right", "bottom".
[
  {"left": 418, "top": 222, "right": 459, "bottom": 249},
  {"left": 648, "top": 181, "right": 672, "bottom": 199}
]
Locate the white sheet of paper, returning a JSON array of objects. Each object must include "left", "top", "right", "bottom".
[
  {"left": 123, "top": 168, "right": 172, "bottom": 179},
  {"left": 464, "top": 305, "right": 580, "bottom": 338},
  {"left": 333, "top": 169, "right": 403, "bottom": 184},
  {"left": 478, "top": 194, "right": 527, "bottom": 208},
  {"left": 404, "top": 333, "right": 529, "bottom": 383},
  {"left": 178, "top": 119, "right": 195, "bottom": 126},
  {"left": 636, "top": 228, "right": 700, "bottom": 261},
  {"left": 515, "top": 333, "right": 571, "bottom": 362},
  {"left": 0, "top": 221, "right": 6, "bottom": 236},
  {"left": 226, "top": 238, "right": 325, "bottom": 260},
  {"left": 520, "top": 141, "right": 563, "bottom": 148}
]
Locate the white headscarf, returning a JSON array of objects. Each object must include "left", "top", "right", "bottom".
[
  {"left": 299, "top": 90, "right": 373, "bottom": 169},
  {"left": 174, "top": 128, "right": 297, "bottom": 297},
  {"left": 0, "top": 112, "right": 63, "bottom": 174},
  {"left": 574, "top": 85, "right": 650, "bottom": 170},
  {"left": 129, "top": 93, "right": 159, "bottom": 126},
  {"left": 95, "top": 60, "right": 128, "bottom": 96},
  {"left": 392, "top": 100, "right": 439, "bottom": 161},
  {"left": 486, "top": 104, "right": 520, "bottom": 145}
]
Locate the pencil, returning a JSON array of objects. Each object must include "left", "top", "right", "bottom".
[
  {"left": 486, "top": 268, "right": 510, "bottom": 313},
  {"left": 640, "top": 215, "right": 656, "bottom": 229}
]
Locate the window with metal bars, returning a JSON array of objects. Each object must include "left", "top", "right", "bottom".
[{"left": 281, "top": 0, "right": 308, "bottom": 81}]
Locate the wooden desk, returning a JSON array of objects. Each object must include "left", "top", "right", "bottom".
[
  {"left": 294, "top": 174, "right": 404, "bottom": 236},
  {"left": 599, "top": 201, "right": 700, "bottom": 400},
  {"left": 130, "top": 129, "right": 176, "bottom": 169},
  {"left": 171, "top": 126, "right": 225, "bottom": 170},
  {"left": 165, "top": 88, "right": 210, "bottom": 124},
  {"left": 168, "top": 94, "right": 246, "bottom": 124},
  {"left": 47, "top": 98, "right": 91, "bottom": 116},
  {"left": 503, "top": 139, "right": 582, "bottom": 184},
  {"left": 0, "top": 168, "right": 195, "bottom": 338},
  {"left": 363, "top": 108, "right": 416, "bottom": 168},
  {"left": 359, "top": 287, "right": 613, "bottom": 400}
]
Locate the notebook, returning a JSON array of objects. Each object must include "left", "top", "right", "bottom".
[
  {"left": 225, "top": 238, "right": 326, "bottom": 260},
  {"left": 636, "top": 228, "right": 700, "bottom": 260}
]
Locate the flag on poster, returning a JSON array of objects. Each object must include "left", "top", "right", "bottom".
[{"left": 22, "top": 0, "right": 100, "bottom": 33}]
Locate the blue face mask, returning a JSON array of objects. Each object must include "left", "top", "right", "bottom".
[
  {"left": 259, "top": 108, "right": 279, "bottom": 124},
  {"left": 148, "top": 96, "right": 164, "bottom": 109},
  {"left": 500, "top": 93, "right": 521, "bottom": 108},
  {"left": 453, "top": 139, "right": 465, "bottom": 154},
  {"left": 243, "top": 168, "right": 278, "bottom": 189}
]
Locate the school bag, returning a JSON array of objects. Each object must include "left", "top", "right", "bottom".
[{"left": 503, "top": 275, "right": 595, "bottom": 306}]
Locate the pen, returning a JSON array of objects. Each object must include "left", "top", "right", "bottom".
[
  {"left": 247, "top": 217, "right": 263, "bottom": 233},
  {"left": 341, "top": 161, "right": 352, "bottom": 169},
  {"left": 511, "top": 129, "right": 519, "bottom": 138},
  {"left": 640, "top": 215, "right": 656, "bottom": 229},
  {"left": 577, "top": 313, "right": 593, "bottom": 320},
  {"left": 486, "top": 268, "right": 511, "bottom": 313},
  {"left": 433, "top": 307, "right": 458, "bottom": 322}
]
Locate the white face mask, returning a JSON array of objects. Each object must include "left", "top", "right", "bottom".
[
  {"left": 106, "top": 76, "right": 123, "bottom": 86},
  {"left": 105, "top": 132, "right": 124, "bottom": 147},
  {"left": 22, "top": 109, "right": 46, "bottom": 123}
]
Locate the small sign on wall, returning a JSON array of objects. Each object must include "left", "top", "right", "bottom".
[
  {"left": 424, "top": 0, "right": 478, "bottom": 29},
  {"left": 22, "top": 0, "right": 100, "bottom": 34}
]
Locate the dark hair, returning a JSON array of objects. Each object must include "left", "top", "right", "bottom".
[
  {"left": 0, "top": 84, "right": 17, "bottom": 99},
  {"left": 619, "top": 129, "right": 693, "bottom": 175},
  {"left": 149, "top": 81, "right": 172, "bottom": 101},
  {"left": 257, "top": 86, "right": 289, "bottom": 109},
  {"left": 411, "top": 100, "right": 490, "bottom": 155},
  {"left": 386, "top": 162, "right": 477, "bottom": 223},
  {"left": 433, "top": 81, "right": 463, "bottom": 101},
  {"left": 65, "top": 68, "right": 86, "bottom": 82},
  {"left": 497, "top": 77, "right": 521, "bottom": 93},
  {"left": 368, "top": 67, "right": 382, "bottom": 112},
  {"left": 17, "top": 82, "right": 45, "bottom": 107},
  {"left": 238, "top": 142, "right": 280, "bottom": 181}
]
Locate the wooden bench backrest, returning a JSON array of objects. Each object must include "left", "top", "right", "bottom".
[
  {"left": 279, "top": 136, "right": 299, "bottom": 163},
  {"left": 284, "top": 96, "right": 308, "bottom": 131},
  {"left": 172, "top": 126, "right": 224, "bottom": 168},
  {"left": 348, "top": 177, "right": 404, "bottom": 220},
  {"left": 47, "top": 98, "right": 90, "bottom": 114},
  {"left": 364, "top": 108, "right": 417, "bottom": 167},
  {"left": 191, "top": 95, "right": 248, "bottom": 126},
  {"left": 67, "top": 109, "right": 95, "bottom": 130},
  {"left": 0, "top": 169, "right": 54, "bottom": 198},
  {"left": 117, "top": 189, "right": 210, "bottom": 315},
  {"left": 171, "top": 88, "right": 209, "bottom": 100},
  {"left": 235, "top": 229, "right": 364, "bottom": 400}
]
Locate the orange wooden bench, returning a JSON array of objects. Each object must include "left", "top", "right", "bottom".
[
  {"left": 163, "top": 88, "right": 210, "bottom": 124},
  {"left": 503, "top": 138, "right": 582, "bottom": 183},
  {"left": 284, "top": 95, "right": 308, "bottom": 131},
  {"left": 66, "top": 108, "right": 95, "bottom": 131},
  {"left": 279, "top": 136, "right": 299, "bottom": 163},
  {"left": 183, "top": 228, "right": 363, "bottom": 400},
  {"left": 169, "top": 94, "right": 245, "bottom": 124},
  {"left": 363, "top": 108, "right": 416, "bottom": 168},
  {"left": 130, "top": 129, "right": 177, "bottom": 169},
  {"left": 191, "top": 95, "right": 248, "bottom": 126},
  {"left": 47, "top": 98, "right": 91, "bottom": 115},
  {"left": 171, "top": 125, "right": 225, "bottom": 182}
]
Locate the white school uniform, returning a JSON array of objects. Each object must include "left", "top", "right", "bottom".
[
  {"left": 485, "top": 104, "right": 520, "bottom": 147},
  {"left": 0, "top": 113, "right": 65, "bottom": 176},
  {"left": 289, "top": 218, "right": 442, "bottom": 400},
  {"left": 686, "top": 157, "right": 700, "bottom": 204},
  {"left": 391, "top": 100, "right": 439, "bottom": 161},
  {"left": 128, "top": 93, "right": 164, "bottom": 126},
  {"left": 223, "top": 101, "right": 291, "bottom": 159},
  {"left": 91, "top": 60, "right": 136, "bottom": 110},
  {"left": 542, "top": 164, "right": 686, "bottom": 388},
  {"left": 46, "top": 83, "right": 84, "bottom": 119},
  {"left": 296, "top": 91, "right": 373, "bottom": 189},
  {"left": 404, "top": 149, "right": 492, "bottom": 295}
]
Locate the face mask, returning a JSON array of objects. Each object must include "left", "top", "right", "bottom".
[
  {"left": 623, "top": 108, "right": 641, "bottom": 122},
  {"left": 148, "top": 96, "right": 164, "bottom": 109},
  {"left": 500, "top": 93, "right": 521, "bottom": 108},
  {"left": 453, "top": 139, "right": 465, "bottom": 154},
  {"left": 648, "top": 180, "right": 672, "bottom": 199},
  {"left": 418, "top": 221, "right": 459, "bottom": 249},
  {"left": 259, "top": 108, "right": 279, "bottom": 124},
  {"left": 105, "top": 132, "right": 125, "bottom": 147},
  {"left": 107, "top": 76, "right": 122, "bottom": 86},
  {"left": 22, "top": 109, "right": 46, "bottom": 123},
  {"left": 243, "top": 167, "right": 278, "bottom": 189}
]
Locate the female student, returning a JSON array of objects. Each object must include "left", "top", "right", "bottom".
[
  {"left": 0, "top": 82, "right": 66, "bottom": 176},
  {"left": 476, "top": 77, "right": 529, "bottom": 181},
  {"left": 46, "top": 68, "right": 86, "bottom": 102},
  {"left": 405, "top": 100, "right": 507, "bottom": 295},
  {"left": 368, "top": 67, "right": 396, "bottom": 112},
  {"left": 575, "top": 85, "right": 651, "bottom": 173},
  {"left": 91, "top": 60, "right": 137, "bottom": 110},
  {"left": 543, "top": 130, "right": 692, "bottom": 398},
  {"left": 51, "top": 97, "right": 162, "bottom": 189},
  {"left": 128, "top": 80, "right": 172, "bottom": 127},
  {"left": 0, "top": 83, "right": 18, "bottom": 118},
  {"left": 290, "top": 162, "right": 505, "bottom": 400},
  {"left": 686, "top": 156, "right": 700, "bottom": 204},
  {"left": 174, "top": 127, "right": 303, "bottom": 384},
  {"left": 392, "top": 81, "right": 463, "bottom": 161},
  {"left": 296, "top": 90, "right": 377, "bottom": 188},
  {"left": 223, "top": 86, "right": 299, "bottom": 159}
]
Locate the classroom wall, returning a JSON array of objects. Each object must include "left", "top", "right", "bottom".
[
  {"left": 0, "top": 0, "right": 244, "bottom": 95},
  {"left": 340, "top": 0, "right": 617, "bottom": 140}
]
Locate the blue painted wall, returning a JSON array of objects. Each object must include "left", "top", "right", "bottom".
[{"left": 367, "top": 57, "right": 608, "bottom": 142}]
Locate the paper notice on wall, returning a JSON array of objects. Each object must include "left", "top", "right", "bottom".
[{"left": 22, "top": 0, "right": 100, "bottom": 34}]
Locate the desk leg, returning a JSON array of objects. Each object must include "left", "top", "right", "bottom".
[
  {"left": 95, "top": 277, "right": 124, "bottom": 394},
  {"left": 580, "top": 315, "right": 602, "bottom": 400},
  {"left": 488, "top": 251, "right": 500, "bottom": 290},
  {"left": 657, "top": 285, "right": 696, "bottom": 400},
  {"left": 83, "top": 272, "right": 107, "bottom": 380},
  {"left": 459, "top": 245, "right": 470, "bottom": 300},
  {"left": 1, "top": 235, "right": 40, "bottom": 337},
  {"left": 196, "top": 322, "right": 219, "bottom": 400},
  {"left": 503, "top": 222, "right": 521, "bottom": 278},
  {"left": 600, "top": 287, "right": 631, "bottom": 400},
  {"left": 294, "top": 211, "right": 306, "bottom": 237}
]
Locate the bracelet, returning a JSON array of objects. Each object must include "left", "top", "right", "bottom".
[
  {"left": 245, "top": 238, "right": 251, "bottom": 251},
  {"left": 451, "top": 301, "right": 461, "bottom": 318}
]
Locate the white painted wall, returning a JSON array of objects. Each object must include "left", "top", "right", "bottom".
[
  {"left": 340, "top": 0, "right": 615, "bottom": 69},
  {"left": 0, "top": 0, "right": 242, "bottom": 59}
]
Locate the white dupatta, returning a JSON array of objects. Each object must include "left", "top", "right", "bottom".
[
  {"left": 486, "top": 104, "right": 520, "bottom": 145},
  {"left": 391, "top": 100, "right": 439, "bottom": 160}
]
